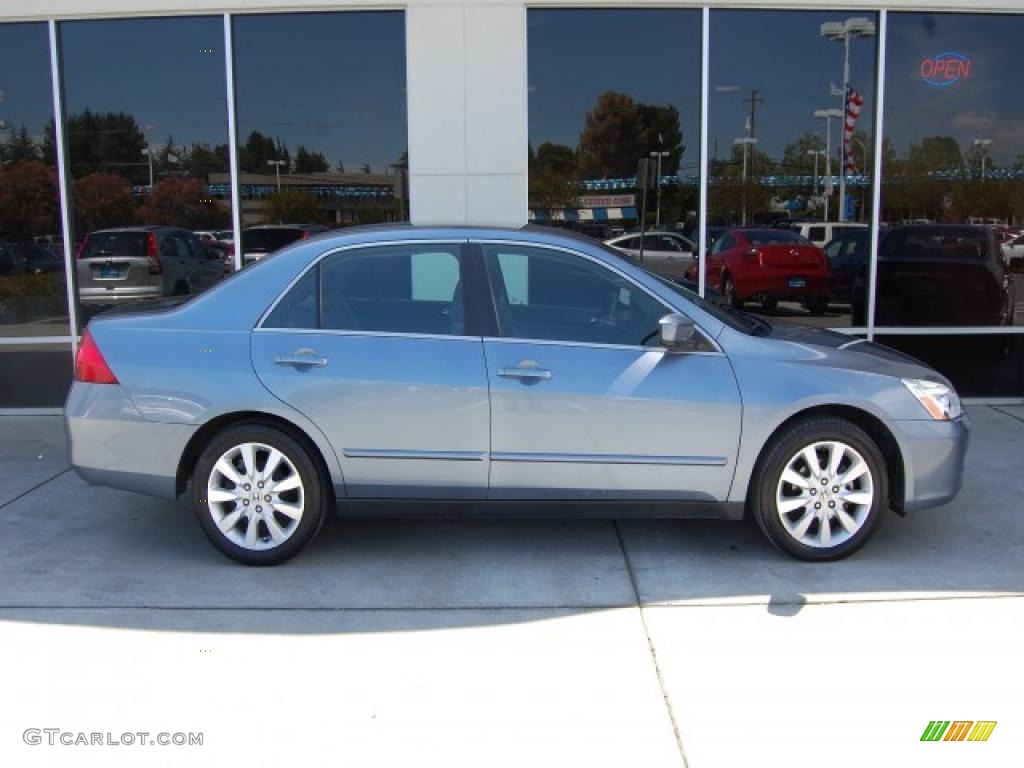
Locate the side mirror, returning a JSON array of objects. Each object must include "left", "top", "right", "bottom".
[{"left": 659, "top": 313, "right": 696, "bottom": 351}]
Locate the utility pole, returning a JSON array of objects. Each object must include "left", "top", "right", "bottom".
[{"left": 742, "top": 89, "right": 763, "bottom": 175}]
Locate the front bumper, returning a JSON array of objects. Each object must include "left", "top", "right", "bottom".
[
  {"left": 893, "top": 413, "right": 970, "bottom": 513},
  {"left": 65, "top": 381, "right": 197, "bottom": 500}
]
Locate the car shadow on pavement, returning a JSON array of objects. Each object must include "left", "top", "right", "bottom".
[{"left": 0, "top": 406, "right": 1021, "bottom": 634}]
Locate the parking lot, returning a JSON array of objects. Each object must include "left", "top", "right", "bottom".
[{"left": 1, "top": 406, "right": 1022, "bottom": 767}]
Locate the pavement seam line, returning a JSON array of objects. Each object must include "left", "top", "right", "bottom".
[
  {"left": 991, "top": 405, "right": 1024, "bottom": 425},
  {"left": 613, "top": 520, "right": 690, "bottom": 768},
  {"left": 0, "top": 467, "right": 71, "bottom": 511}
]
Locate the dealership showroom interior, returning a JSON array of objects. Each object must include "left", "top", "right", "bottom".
[{"left": 0, "top": 0, "right": 1022, "bottom": 766}]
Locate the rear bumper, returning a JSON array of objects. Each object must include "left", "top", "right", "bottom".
[
  {"left": 65, "top": 382, "right": 197, "bottom": 500},
  {"left": 78, "top": 286, "right": 162, "bottom": 305},
  {"left": 736, "top": 273, "right": 830, "bottom": 300},
  {"left": 892, "top": 414, "right": 970, "bottom": 513}
]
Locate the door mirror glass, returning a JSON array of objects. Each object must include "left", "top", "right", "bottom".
[{"left": 659, "top": 313, "right": 696, "bottom": 350}]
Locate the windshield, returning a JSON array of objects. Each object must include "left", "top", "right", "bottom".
[{"left": 82, "top": 231, "right": 150, "bottom": 258}]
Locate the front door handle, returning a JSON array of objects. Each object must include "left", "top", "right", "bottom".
[
  {"left": 274, "top": 348, "right": 328, "bottom": 368},
  {"left": 498, "top": 365, "right": 552, "bottom": 381}
]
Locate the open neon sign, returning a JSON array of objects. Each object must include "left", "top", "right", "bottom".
[{"left": 920, "top": 51, "right": 970, "bottom": 87}]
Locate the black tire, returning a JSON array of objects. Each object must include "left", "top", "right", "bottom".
[
  {"left": 750, "top": 417, "right": 887, "bottom": 561},
  {"left": 193, "top": 423, "right": 329, "bottom": 565},
  {"left": 805, "top": 297, "right": 829, "bottom": 315},
  {"left": 760, "top": 296, "right": 778, "bottom": 312},
  {"left": 722, "top": 275, "right": 743, "bottom": 309}
]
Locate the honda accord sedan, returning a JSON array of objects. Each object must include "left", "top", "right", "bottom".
[{"left": 66, "top": 225, "right": 968, "bottom": 565}]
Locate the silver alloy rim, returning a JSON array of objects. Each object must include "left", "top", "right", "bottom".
[
  {"left": 206, "top": 442, "right": 305, "bottom": 551},
  {"left": 775, "top": 440, "right": 874, "bottom": 549}
]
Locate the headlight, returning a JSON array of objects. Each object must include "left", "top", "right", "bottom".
[{"left": 902, "top": 378, "right": 962, "bottom": 420}]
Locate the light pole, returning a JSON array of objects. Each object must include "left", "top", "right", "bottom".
[
  {"left": 974, "top": 138, "right": 993, "bottom": 181},
  {"left": 806, "top": 148, "right": 826, "bottom": 209},
  {"left": 821, "top": 17, "right": 876, "bottom": 222},
  {"left": 649, "top": 150, "right": 670, "bottom": 227},
  {"left": 142, "top": 124, "right": 154, "bottom": 189},
  {"left": 267, "top": 159, "right": 286, "bottom": 192},
  {"left": 734, "top": 137, "right": 757, "bottom": 226},
  {"left": 814, "top": 108, "right": 843, "bottom": 221}
]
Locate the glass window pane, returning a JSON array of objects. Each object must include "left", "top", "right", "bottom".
[
  {"left": 321, "top": 245, "right": 463, "bottom": 335},
  {"left": 264, "top": 264, "right": 318, "bottom": 329},
  {"left": 0, "top": 343, "right": 72, "bottom": 407},
  {"left": 232, "top": 11, "right": 408, "bottom": 250},
  {"left": 527, "top": 9, "right": 702, "bottom": 254},
  {"left": 483, "top": 244, "right": 665, "bottom": 347},
  {"left": 706, "top": 10, "right": 878, "bottom": 328},
  {"left": 60, "top": 16, "right": 235, "bottom": 326},
  {"left": 880, "top": 13, "right": 1024, "bottom": 329},
  {"left": 877, "top": 335, "right": 1024, "bottom": 397},
  {"left": 0, "top": 22, "right": 70, "bottom": 338}
]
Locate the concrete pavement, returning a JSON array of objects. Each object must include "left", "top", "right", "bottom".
[{"left": 0, "top": 406, "right": 1021, "bottom": 766}]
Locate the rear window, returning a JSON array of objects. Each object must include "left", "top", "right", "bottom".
[
  {"left": 81, "top": 232, "right": 151, "bottom": 258},
  {"left": 243, "top": 228, "right": 305, "bottom": 253},
  {"left": 746, "top": 230, "right": 811, "bottom": 247},
  {"left": 881, "top": 228, "right": 989, "bottom": 261}
]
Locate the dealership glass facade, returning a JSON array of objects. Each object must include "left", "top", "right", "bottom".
[
  {"left": 528, "top": 8, "right": 1024, "bottom": 397},
  {"left": 0, "top": 6, "right": 1022, "bottom": 406}
]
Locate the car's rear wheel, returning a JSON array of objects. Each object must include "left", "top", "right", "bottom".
[
  {"left": 193, "top": 424, "right": 328, "bottom": 565},
  {"left": 751, "top": 417, "right": 887, "bottom": 561},
  {"left": 805, "top": 297, "right": 829, "bottom": 315}
]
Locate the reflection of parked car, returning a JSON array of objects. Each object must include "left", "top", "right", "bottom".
[
  {"left": 604, "top": 230, "right": 697, "bottom": 278},
  {"left": 822, "top": 227, "right": 890, "bottom": 304},
  {"left": 203, "top": 240, "right": 235, "bottom": 275},
  {"left": 241, "top": 224, "right": 329, "bottom": 265},
  {"left": 77, "top": 226, "right": 224, "bottom": 306},
  {"left": 195, "top": 230, "right": 234, "bottom": 244},
  {"left": 688, "top": 228, "right": 831, "bottom": 314},
  {"left": 0, "top": 242, "right": 65, "bottom": 275},
  {"left": 786, "top": 221, "right": 867, "bottom": 248},
  {"left": 1000, "top": 233, "right": 1024, "bottom": 270},
  {"left": 856, "top": 225, "right": 1015, "bottom": 328},
  {"left": 67, "top": 224, "right": 968, "bottom": 565}
]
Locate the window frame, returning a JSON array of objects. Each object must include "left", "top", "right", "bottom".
[
  {"left": 256, "top": 239, "right": 489, "bottom": 340},
  {"left": 474, "top": 239, "right": 720, "bottom": 354}
]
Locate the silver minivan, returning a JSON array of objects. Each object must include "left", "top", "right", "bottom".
[{"left": 76, "top": 226, "right": 223, "bottom": 306}]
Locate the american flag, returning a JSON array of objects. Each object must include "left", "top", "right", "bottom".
[{"left": 844, "top": 87, "right": 864, "bottom": 174}]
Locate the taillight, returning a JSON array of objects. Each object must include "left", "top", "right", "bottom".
[
  {"left": 146, "top": 232, "right": 162, "bottom": 275},
  {"left": 75, "top": 328, "right": 119, "bottom": 385},
  {"left": 302, "top": 230, "right": 310, "bottom": 240},
  {"left": 76, "top": 237, "right": 89, "bottom": 259}
]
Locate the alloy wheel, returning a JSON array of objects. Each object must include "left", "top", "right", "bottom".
[
  {"left": 206, "top": 441, "right": 305, "bottom": 551},
  {"left": 775, "top": 440, "right": 874, "bottom": 548}
]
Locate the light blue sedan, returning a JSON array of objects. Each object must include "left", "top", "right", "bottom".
[{"left": 66, "top": 226, "right": 968, "bottom": 564}]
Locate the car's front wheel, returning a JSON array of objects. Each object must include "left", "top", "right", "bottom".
[
  {"left": 193, "top": 424, "right": 328, "bottom": 565},
  {"left": 751, "top": 417, "right": 887, "bottom": 561}
]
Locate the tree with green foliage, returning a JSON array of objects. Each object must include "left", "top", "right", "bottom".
[
  {"left": 262, "top": 188, "right": 321, "bottom": 224},
  {"left": 293, "top": 146, "right": 330, "bottom": 174},
  {"left": 0, "top": 161, "right": 59, "bottom": 240}
]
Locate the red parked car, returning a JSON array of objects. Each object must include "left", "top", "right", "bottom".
[{"left": 688, "top": 228, "right": 831, "bottom": 314}]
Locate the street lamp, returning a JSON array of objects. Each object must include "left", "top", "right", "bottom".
[
  {"left": 814, "top": 108, "right": 843, "bottom": 222},
  {"left": 649, "top": 150, "right": 670, "bottom": 227},
  {"left": 806, "top": 148, "right": 826, "bottom": 203},
  {"left": 267, "top": 159, "right": 287, "bottom": 192},
  {"left": 734, "top": 137, "right": 758, "bottom": 226},
  {"left": 974, "top": 138, "right": 994, "bottom": 181},
  {"left": 821, "top": 17, "right": 876, "bottom": 221}
]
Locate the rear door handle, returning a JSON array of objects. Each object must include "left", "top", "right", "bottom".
[
  {"left": 498, "top": 366, "right": 552, "bottom": 381},
  {"left": 274, "top": 349, "right": 328, "bottom": 368}
]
